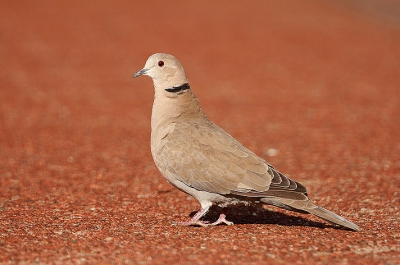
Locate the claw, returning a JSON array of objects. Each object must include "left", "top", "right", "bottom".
[
  {"left": 177, "top": 220, "right": 209, "bottom": 227},
  {"left": 209, "top": 214, "right": 234, "bottom": 226},
  {"left": 175, "top": 212, "right": 234, "bottom": 227},
  {"left": 174, "top": 208, "right": 209, "bottom": 227}
]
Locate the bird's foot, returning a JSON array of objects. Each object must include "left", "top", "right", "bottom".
[
  {"left": 209, "top": 214, "right": 234, "bottom": 226},
  {"left": 176, "top": 213, "right": 233, "bottom": 227},
  {"left": 177, "top": 219, "right": 210, "bottom": 227},
  {"left": 174, "top": 208, "right": 210, "bottom": 227}
]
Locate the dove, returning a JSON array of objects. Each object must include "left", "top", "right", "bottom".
[{"left": 133, "top": 53, "right": 360, "bottom": 231}]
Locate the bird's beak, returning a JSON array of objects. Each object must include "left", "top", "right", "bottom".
[{"left": 133, "top": 68, "right": 148, "bottom": 78}]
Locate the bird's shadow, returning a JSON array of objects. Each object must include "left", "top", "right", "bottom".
[{"left": 189, "top": 204, "right": 351, "bottom": 231}]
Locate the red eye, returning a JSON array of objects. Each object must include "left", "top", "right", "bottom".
[{"left": 158, "top": 61, "right": 164, "bottom": 67}]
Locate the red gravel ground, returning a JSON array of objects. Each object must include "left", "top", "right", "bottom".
[{"left": 1, "top": 1, "right": 399, "bottom": 264}]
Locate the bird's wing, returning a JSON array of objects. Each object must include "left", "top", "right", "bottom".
[{"left": 159, "top": 121, "right": 307, "bottom": 199}]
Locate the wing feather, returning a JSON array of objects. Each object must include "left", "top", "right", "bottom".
[{"left": 159, "top": 121, "right": 306, "bottom": 198}]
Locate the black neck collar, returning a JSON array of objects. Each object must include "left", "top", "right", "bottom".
[{"left": 165, "top": 83, "right": 190, "bottom": 93}]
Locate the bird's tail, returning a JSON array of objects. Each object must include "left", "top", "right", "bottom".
[
  {"left": 262, "top": 197, "right": 360, "bottom": 231},
  {"left": 305, "top": 203, "right": 360, "bottom": 231}
]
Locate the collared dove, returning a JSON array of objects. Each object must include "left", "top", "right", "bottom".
[{"left": 133, "top": 53, "right": 360, "bottom": 231}]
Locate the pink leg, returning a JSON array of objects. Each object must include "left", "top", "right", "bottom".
[
  {"left": 209, "top": 214, "right": 234, "bottom": 226},
  {"left": 176, "top": 208, "right": 210, "bottom": 227}
]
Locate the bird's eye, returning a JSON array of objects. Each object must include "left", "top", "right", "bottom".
[{"left": 158, "top": 61, "right": 164, "bottom": 67}]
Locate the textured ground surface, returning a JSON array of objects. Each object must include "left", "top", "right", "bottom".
[{"left": 1, "top": 1, "right": 399, "bottom": 264}]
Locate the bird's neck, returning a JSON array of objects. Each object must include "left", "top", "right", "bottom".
[
  {"left": 151, "top": 88, "right": 206, "bottom": 131},
  {"left": 150, "top": 88, "right": 209, "bottom": 158}
]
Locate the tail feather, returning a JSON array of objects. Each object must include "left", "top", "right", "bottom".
[
  {"left": 305, "top": 204, "right": 360, "bottom": 231},
  {"left": 262, "top": 197, "right": 360, "bottom": 231}
]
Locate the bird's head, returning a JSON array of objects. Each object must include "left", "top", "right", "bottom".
[{"left": 133, "top": 53, "right": 189, "bottom": 91}]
